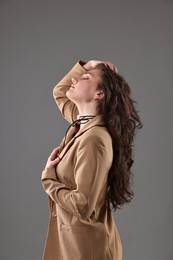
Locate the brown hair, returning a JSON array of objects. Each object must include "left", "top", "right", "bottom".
[{"left": 96, "top": 64, "right": 143, "bottom": 210}]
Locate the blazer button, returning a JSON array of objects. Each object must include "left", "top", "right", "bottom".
[{"left": 52, "top": 211, "right": 57, "bottom": 217}]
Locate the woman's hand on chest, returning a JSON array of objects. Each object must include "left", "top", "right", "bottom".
[{"left": 45, "top": 147, "right": 62, "bottom": 169}]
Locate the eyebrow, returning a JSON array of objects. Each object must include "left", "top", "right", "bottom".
[{"left": 84, "top": 71, "right": 93, "bottom": 76}]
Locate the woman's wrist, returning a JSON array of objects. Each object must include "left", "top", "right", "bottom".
[
  {"left": 80, "top": 60, "right": 103, "bottom": 70},
  {"left": 83, "top": 61, "right": 92, "bottom": 70},
  {"left": 82, "top": 60, "right": 103, "bottom": 71},
  {"left": 80, "top": 59, "right": 118, "bottom": 73}
]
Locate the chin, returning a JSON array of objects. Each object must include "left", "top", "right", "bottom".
[
  {"left": 66, "top": 89, "right": 71, "bottom": 98},
  {"left": 66, "top": 90, "right": 75, "bottom": 102}
]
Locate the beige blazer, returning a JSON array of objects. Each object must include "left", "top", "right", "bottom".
[{"left": 41, "top": 61, "right": 122, "bottom": 260}]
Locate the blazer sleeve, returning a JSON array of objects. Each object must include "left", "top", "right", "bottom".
[
  {"left": 53, "top": 60, "right": 87, "bottom": 123},
  {"left": 41, "top": 135, "right": 113, "bottom": 219}
]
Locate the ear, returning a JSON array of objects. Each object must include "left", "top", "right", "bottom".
[{"left": 94, "top": 90, "right": 105, "bottom": 101}]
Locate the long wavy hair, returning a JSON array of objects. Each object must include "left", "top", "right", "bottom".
[{"left": 96, "top": 64, "right": 143, "bottom": 210}]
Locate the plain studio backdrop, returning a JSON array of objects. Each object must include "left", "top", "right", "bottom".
[{"left": 0, "top": 0, "right": 173, "bottom": 259}]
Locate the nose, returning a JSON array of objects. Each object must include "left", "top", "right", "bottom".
[{"left": 71, "top": 77, "right": 78, "bottom": 84}]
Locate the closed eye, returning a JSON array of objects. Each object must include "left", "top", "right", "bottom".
[
  {"left": 81, "top": 75, "right": 89, "bottom": 80},
  {"left": 81, "top": 73, "right": 91, "bottom": 80}
]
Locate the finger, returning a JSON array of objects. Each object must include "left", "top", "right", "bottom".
[
  {"left": 104, "top": 61, "right": 118, "bottom": 73},
  {"left": 50, "top": 156, "right": 61, "bottom": 166},
  {"left": 49, "top": 147, "right": 60, "bottom": 160},
  {"left": 115, "top": 66, "right": 118, "bottom": 73},
  {"left": 45, "top": 155, "right": 61, "bottom": 169},
  {"left": 55, "top": 155, "right": 61, "bottom": 163}
]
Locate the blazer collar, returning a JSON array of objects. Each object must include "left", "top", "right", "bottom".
[
  {"left": 59, "top": 114, "right": 106, "bottom": 159},
  {"left": 75, "top": 114, "right": 105, "bottom": 137}
]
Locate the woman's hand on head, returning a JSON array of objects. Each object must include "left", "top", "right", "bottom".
[
  {"left": 45, "top": 147, "right": 61, "bottom": 169},
  {"left": 84, "top": 60, "right": 118, "bottom": 73}
]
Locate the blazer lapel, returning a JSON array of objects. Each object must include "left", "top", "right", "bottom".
[
  {"left": 74, "top": 114, "right": 105, "bottom": 138},
  {"left": 59, "top": 115, "right": 106, "bottom": 160},
  {"left": 58, "top": 125, "right": 79, "bottom": 159},
  {"left": 59, "top": 137, "right": 76, "bottom": 159}
]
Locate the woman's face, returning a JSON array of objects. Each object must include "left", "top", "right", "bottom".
[{"left": 66, "top": 69, "right": 103, "bottom": 104}]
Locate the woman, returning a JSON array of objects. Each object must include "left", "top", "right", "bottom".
[{"left": 41, "top": 60, "right": 142, "bottom": 260}]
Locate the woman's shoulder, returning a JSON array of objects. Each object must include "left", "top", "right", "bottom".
[{"left": 83, "top": 126, "right": 112, "bottom": 147}]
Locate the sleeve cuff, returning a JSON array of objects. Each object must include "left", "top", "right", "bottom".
[
  {"left": 41, "top": 167, "right": 57, "bottom": 181},
  {"left": 55, "top": 60, "right": 87, "bottom": 88}
]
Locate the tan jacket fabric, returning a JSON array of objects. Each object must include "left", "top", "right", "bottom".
[{"left": 41, "top": 61, "right": 122, "bottom": 260}]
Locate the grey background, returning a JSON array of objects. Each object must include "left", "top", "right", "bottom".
[{"left": 0, "top": 0, "right": 173, "bottom": 259}]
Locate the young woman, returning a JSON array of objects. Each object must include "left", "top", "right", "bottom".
[{"left": 41, "top": 60, "right": 142, "bottom": 260}]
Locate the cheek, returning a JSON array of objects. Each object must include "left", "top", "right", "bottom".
[{"left": 76, "top": 84, "right": 89, "bottom": 94}]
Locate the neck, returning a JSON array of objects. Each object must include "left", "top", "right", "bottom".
[
  {"left": 75, "top": 102, "right": 98, "bottom": 128},
  {"left": 77, "top": 103, "right": 98, "bottom": 118}
]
